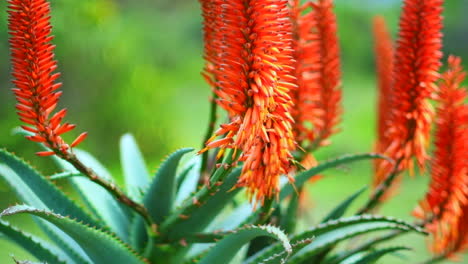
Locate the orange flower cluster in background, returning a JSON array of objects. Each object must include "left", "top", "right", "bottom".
[
  {"left": 372, "top": 0, "right": 444, "bottom": 195},
  {"left": 8, "top": 0, "right": 87, "bottom": 157},
  {"left": 291, "top": 0, "right": 342, "bottom": 150},
  {"left": 414, "top": 56, "right": 468, "bottom": 258},
  {"left": 371, "top": 16, "right": 395, "bottom": 192},
  {"left": 371, "top": 0, "right": 467, "bottom": 258}
]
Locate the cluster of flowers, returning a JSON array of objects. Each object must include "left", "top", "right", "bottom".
[{"left": 6, "top": 0, "right": 467, "bottom": 260}]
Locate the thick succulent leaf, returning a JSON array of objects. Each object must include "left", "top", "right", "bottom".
[
  {"left": 167, "top": 168, "right": 242, "bottom": 240},
  {"left": 0, "top": 150, "right": 99, "bottom": 227},
  {"left": 175, "top": 155, "right": 201, "bottom": 205},
  {"left": 287, "top": 224, "right": 409, "bottom": 263},
  {"left": 244, "top": 215, "right": 425, "bottom": 264},
  {"left": 341, "top": 247, "right": 410, "bottom": 264},
  {"left": 144, "top": 147, "right": 194, "bottom": 224},
  {"left": 120, "top": 134, "right": 150, "bottom": 202},
  {"left": 199, "top": 225, "right": 291, "bottom": 264},
  {"left": 321, "top": 187, "right": 367, "bottom": 223},
  {"left": 12, "top": 259, "right": 46, "bottom": 264},
  {"left": 132, "top": 148, "right": 194, "bottom": 251},
  {"left": 0, "top": 150, "right": 98, "bottom": 262},
  {"left": 34, "top": 220, "right": 91, "bottom": 264},
  {"left": 176, "top": 163, "right": 195, "bottom": 195},
  {"left": 52, "top": 149, "right": 131, "bottom": 242},
  {"left": 1, "top": 205, "right": 146, "bottom": 264},
  {"left": 280, "top": 153, "right": 386, "bottom": 199},
  {"left": 0, "top": 220, "right": 66, "bottom": 263}
]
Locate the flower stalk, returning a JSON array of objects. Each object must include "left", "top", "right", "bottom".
[{"left": 7, "top": 0, "right": 157, "bottom": 238}]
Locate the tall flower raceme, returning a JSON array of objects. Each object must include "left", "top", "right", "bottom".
[
  {"left": 413, "top": 56, "right": 468, "bottom": 258},
  {"left": 385, "top": 0, "right": 444, "bottom": 174},
  {"left": 8, "top": 0, "right": 87, "bottom": 157},
  {"left": 290, "top": 0, "right": 342, "bottom": 151},
  {"left": 199, "top": 0, "right": 297, "bottom": 203},
  {"left": 371, "top": 16, "right": 399, "bottom": 196}
]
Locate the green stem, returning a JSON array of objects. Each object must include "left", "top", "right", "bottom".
[
  {"left": 255, "top": 197, "right": 275, "bottom": 225},
  {"left": 200, "top": 94, "right": 218, "bottom": 183}
]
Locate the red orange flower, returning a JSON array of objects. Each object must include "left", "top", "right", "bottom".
[
  {"left": 387, "top": 0, "right": 444, "bottom": 173},
  {"left": 199, "top": 0, "right": 297, "bottom": 203},
  {"left": 8, "top": 0, "right": 87, "bottom": 157},
  {"left": 371, "top": 16, "right": 399, "bottom": 195},
  {"left": 291, "top": 0, "right": 342, "bottom": 150},
  {"left": 414, "top": 56, "right": 468, "bottom": 257}
]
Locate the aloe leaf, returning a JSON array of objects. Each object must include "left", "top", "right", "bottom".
[
  {"left": 322, "top": 187, "right": 367, "bottom": 223},
  {"left": 245, "top": 215, "right": 425, "bottom": 264},
  {"left": 131, "top": 148, "right": 194, "bottom": 251},
  {"left": 167, "top": 168, "right": 242, "bottom": 240},
  {"left": 175, "top": 155, "right": 201, "bottom": 205},
  {"left": 12, "top": 259, "right": 46, "bottom": 264},
  {"left": 160, "top": 150, "right": 235, "bottom": 235},
  {"left": 0, "top": 150, "right": 100, "bottom": 227},
  {"left": 280, "top": 153, "right": 387, "bottom": 199},
  {"left": 1, "top": 205, "right": 146, "bottom": 264},
  {"left": 199, "top": 225, "right": 292, "bottom": 264},
  {"left": 52, "top": 149, "right": 131, "bottom": 242},
  {"left": 120, "top": 134, "right": 150, "bottom": 202},
  {"left": 49, "top": 172, "right": 83, "bottom": 181},
  {"left": 34, "top": 220, "right": 91, "bottom": 264},
  {"left": 0, "top": 220, "right": 67, "bottom": 263},
  {"left": 304, "top": 187, "right": 368, "bottom": 263},
  {"left": 342, "top": 246, "right": 410, "bottom": 264},
  {"left": 287, "top": 224, "right": 409, "bottom": 263},
  {"left": 176, "top": 163, "right": 195, "bottom": 194},
  {"left": 144, "top": 147, "right": 194, "bottom": 223}
]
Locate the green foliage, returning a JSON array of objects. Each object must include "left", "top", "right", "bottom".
[
  {"left": 347, "top": 246, "right": 410, "bottom": 264},
  {"left": 280, "top": 153, "right": 387, "bottom": 199},
  {"left": 1, "top": 205, "right": 146, "bottom": 264},
  {"left": 0, "top": 149, "right": 100, "bottom": 228},
  {"left": 200, "top": 225, "right": 292, "bottom": 264},
  {"left": 120, "top": 133, "right": 151, "bottom": 202},
  {"left": 144, "top": 147, "right": 194, "bottom": 224},
  {"left": 0, "top": 220, "right": 66, "bottom": 264},
  {"left": 52, "top": 149, "right": 132, "bottom": 243},
  {"left": 321, "top": 187, "right": 367, "bottom": 223},
  {"left": 0, "top": 142, "right": 427, "bottom": 263}
]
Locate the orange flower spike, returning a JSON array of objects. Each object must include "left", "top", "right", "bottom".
[
  {"left": 437, "top": 203, "right": 468, "bottom": 259},
  {"left": 291, "top": 0, "right": 342, "bottom": 149},
  {"left": 371, "top": 16, "right": 398, "bottom": 192},
  {"left": 390, "top": 0, "right": 444, "bottom": 172},
  {"left": 8, "top": 0, "right": 86, "bottom": 156},
  {"left": 200, "top": 0, "right": 297, "bottom": 203},
  {"left": 414, "top": 56, "right": 468, "bottom": 256}
]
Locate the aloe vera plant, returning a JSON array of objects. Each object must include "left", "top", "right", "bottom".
[
  {"left": 0, "top": 145, "right": 426, "bottom": 264},
  {"left": 1, "top": 0, "right": 467, "bottom": 263}
]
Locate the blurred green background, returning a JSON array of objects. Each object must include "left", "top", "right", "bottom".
[{"left": 0, "top": 0, "right": 466, "bottom": 263}]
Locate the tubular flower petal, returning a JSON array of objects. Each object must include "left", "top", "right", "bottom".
[
  {"left": 199, "top": 0, "right": 297, "bottom": 203},
  {"left": 8, "top": 0, "right": 86, "bottom": 156},
  {"left": 414, "top": 56, "right": 468, "bottom": 257},
  {"left": 291, "top": 0, "right": 342, "bottom": 150},
  {"left": 387, "top": 0, "right": 444, "bottom": 173},
  {"left": 371, "top": 15, "right": 401, "bottom": 198}
]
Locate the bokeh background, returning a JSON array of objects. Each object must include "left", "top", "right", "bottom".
[{"left": 0, "top": 0, "right": 466, "bottom": 263}]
